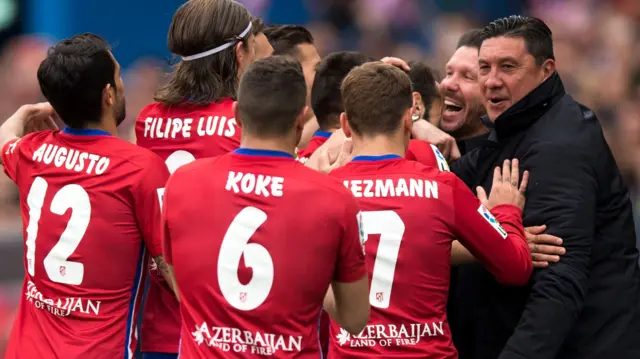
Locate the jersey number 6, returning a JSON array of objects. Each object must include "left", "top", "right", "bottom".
[{"left": 217, "top": 206, "right": 274, "bottom": 311}]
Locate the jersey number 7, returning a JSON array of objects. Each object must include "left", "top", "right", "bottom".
[{"left": 360, "top": 210, "right": 405, "bottom": 309}]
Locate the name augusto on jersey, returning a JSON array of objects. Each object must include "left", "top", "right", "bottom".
[
  {"left": 142, "top": 116, "right": 237, "bottom": 139},
  {"left": 32, "top": 143, "right": 110, "bottom": 176}
]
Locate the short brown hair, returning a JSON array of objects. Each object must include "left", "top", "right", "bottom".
[
  {"left": 341, "top": 62, "right": 413, "bottom": 136},
  {"left": 237, "top": 56, "right": 307, "bottom": 138},
  {"left": 155, "top": 0, "right": 252, "bottom": 106}
]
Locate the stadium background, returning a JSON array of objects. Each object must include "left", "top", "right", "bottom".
[{"left": 0, "top": 0, "right": 638, "bottom": 354}]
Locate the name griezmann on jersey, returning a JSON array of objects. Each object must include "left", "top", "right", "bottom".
[{"left": 343, "top": 178, "right": 439, "bottom": 199}]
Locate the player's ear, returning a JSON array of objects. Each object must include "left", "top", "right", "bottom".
[
  {"left": 235, "top": 42, "right": 244, "bottom": 66},
  {"left": 296, "top": 105, "right": 310, "bottom": 128},
  {"left": 103, "top": 83, "right": 115, "bottom": 107},
  {"left": 412, "top": 91, "right": 424, "bottom": 118},
  {"left": 340, "top": 112, "right": 352, "bottom": 138},
  {"left": 540, "top": 58, "right": 555, "bottom": 81},
  {"left": 232, "top": 101, "right": 243, "bottom": 129},
  {"left": 402, "top": 107, "right": 413, "bottom": 134},
  {"left": 235, "top": 41, "right": 251, "bottom": 75}
]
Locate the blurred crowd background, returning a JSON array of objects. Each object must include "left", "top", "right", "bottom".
[{"left": 0, "top": 0, "right": 638, "bottom": 354}]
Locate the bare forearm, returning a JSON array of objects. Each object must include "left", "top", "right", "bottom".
[
  {"left": 0, "top": 105, "right": 32, "bottom": 147},
  {"left": 153, "top": 255, "right": 180, "bottom": 301},
  {"left": 323, "top": 286, "right": 338, "bottom": 318},
  {"left": 451, "top": 240, "right": 477, "bottom": 265}
]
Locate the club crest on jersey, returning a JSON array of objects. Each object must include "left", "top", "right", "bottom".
[
  {"left": 59, "top": 266, "right": 66, "bottom": 277},
  {"left": 239, "top": 292, "right": 247, "bottom": 303},
  {"left": 477, "top": 204, "right": 507, "bottom": 239},
  {"left": 375, "top": 292, "right": 384, "bottom": 303}
]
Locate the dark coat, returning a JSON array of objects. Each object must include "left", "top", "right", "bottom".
[{"left": 450, "top": 72, "right": 640, "bottom": 359}]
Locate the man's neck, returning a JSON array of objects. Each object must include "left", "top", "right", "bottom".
[
  {"left": 86, "top": 118, "right": 118, "bottom": 136},
  {"left": 449, "top": 117, "right": 488, "bottom": 142},
  {"left": 320, "top": 127, "right": 339, "bottom": 134},
  {"left": 240, "top": 136, "right": 297, "bottom": 156},
  {"left": 351, "top": 134, "right": 406, "bottom": 158}
]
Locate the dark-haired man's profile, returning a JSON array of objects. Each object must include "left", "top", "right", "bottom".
[
  {"left": 263, "top": 25, "right": 321, "bottom": 148},
  {"left": 451, "top": 15, "right": 640, "bottom": 359}
]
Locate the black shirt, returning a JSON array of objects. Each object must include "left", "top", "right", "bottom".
[{"left": 450, "top": 72, "right": 640, "bottom": 359}]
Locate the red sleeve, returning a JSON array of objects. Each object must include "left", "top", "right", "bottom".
[
  {"left": 334, "top": 192, "right": 367, "bottom": 283},
  {"left": 1, "top": 138, "right": 22, "bottom": 181},
  {"left": 448, "top": 176, "right": 532, "bottom": 285},
  {"left": 160, "top": 174, "right": 175, "bottom": 265},
  {"left": 133, "top": 154, "right": 170, "bottom": 258},
  {"left": 406, "top": 140, "right": 450, "bottom": 172}
]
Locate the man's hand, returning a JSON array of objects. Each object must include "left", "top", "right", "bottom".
[
  {"left": 411, "top": 119, "right": 460, "bottom": 161},
  {"left": 453, "top": 224, "right": 565, "bottom": 267},
  {"left": 380, "top": 57, "right": 410, "bottom": 71},
  {"left": 305, "top": 129, "right": 347, "bottom": 172},
  {"left": 477, "top": 159, "right": 529, "bottom": 210},
  {"left": 0, "top": 102, "right": 58, "bottom": 162},
  {"left": 23, "top": 103, "right": 58, "bottom": 135},
  {"left": 525, "top": 225, "right": 566, "bottom": 268},
  {"left": 323, "top": 129, "right": 347, "bottom": 164},
  {"left": 153, "top": 255, "right": 180, "bottom": 301},
  {"left": 308, "top": 138, "right": 353, "bottom": 174}
]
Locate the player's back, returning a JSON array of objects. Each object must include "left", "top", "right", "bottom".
[
  {"left": 135, "top": 99, "right": 240, "bottom": 170},
  {"left": 329, "top": 155, "right": 458, "bottom": 358},
  {"left": 135, "top": 99, "right": 241, "bottom": 354},
  {"left": 164, "top": 148, "right": 365, "bottom": 359},
  {"left": 3, "top": 128, "right": 167, "bottom": 359}
]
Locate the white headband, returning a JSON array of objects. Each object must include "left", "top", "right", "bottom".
[{"left": 181, "top": 22, "right": 253, "bottom": 61}]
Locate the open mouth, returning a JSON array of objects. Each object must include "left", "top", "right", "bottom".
[
  {"left": 489, "top": 98, "right": 507, "bottom": 106},
  {"left": 443, "top": 99, "right": 463, "bottom": 114}
]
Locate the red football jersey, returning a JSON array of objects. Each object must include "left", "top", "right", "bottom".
[
  {"left": 297, "top": 131, "right": 331, "bottom": 163},
  {"left": 162, "top": 148, "right": 367, "bottom": 359},
  {"left": 1, "top": 128, "right": 168, "bottom": 359},
  {"left": 135, "top": 98, "right": 240, "bottom": 353},
  {"left": 296, "top": 137, "right": 448, "bottom": 357},
  {"left": 328, "top": 155, "right": 532, "bottom": 358},
  {"left": 406, "top": 139, "right": 450, "bottom": 171}
]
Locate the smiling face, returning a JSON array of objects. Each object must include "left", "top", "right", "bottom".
[
  {"left": 439, "top": 46, "right": 485, "bottom": 133},
  {"left": 478, "top": 36, "right": 555, "bottom": 121}
]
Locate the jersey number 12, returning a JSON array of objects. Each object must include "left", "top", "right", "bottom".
[{"left": 25, "top": 177, "right": 91, "bottom": 285}]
